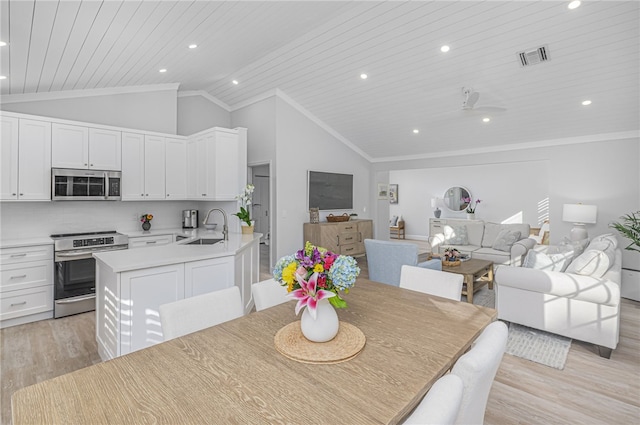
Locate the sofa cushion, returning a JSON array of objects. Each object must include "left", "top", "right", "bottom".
[
  {"left": 444, "top": 225, "right": 468, "bottom": 245},
  {"left": 523, "top": 249, "right": 574, "bottom": 272},
  {"left": 565, "top": 247, "right": 615, "bottom": 278},
  {"left": 466, "top": 222, "right": 485, "bottom": 246},
  {"left": 589, "top": 234, "right": 618, "bottom": 250},
  {"left": 482, "top": 223, "right": 530, "bottom": 247},
  {"left": 492, "top": 229, "right": 521, "bottom": 252},
  {"left": 471, "top": 247, "right": 511, "bottom": 265}
]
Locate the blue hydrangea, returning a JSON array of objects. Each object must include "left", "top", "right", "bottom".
[
  {"left": 328, "top": 255, "right": 360, "bottom": 291},
  {"left": 272, "top": 254, "right": 296, "bottom": 281}
]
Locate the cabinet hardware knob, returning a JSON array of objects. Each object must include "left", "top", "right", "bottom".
[
  {"left": 84, "top": 163, "right": 88, "bottom": 166},
  {"left": 167, "top": 194, "right": 170, "bottom": 197},
  {"left": 19, "top": 193, "right": 23, "bottom": 196},
  {"left": 12, "top": 193, "right": 16, "bottom": 196}
]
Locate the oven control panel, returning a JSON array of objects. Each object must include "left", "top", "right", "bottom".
[{"left": 73, "top": 237, "right": 115, "bottom": 248}]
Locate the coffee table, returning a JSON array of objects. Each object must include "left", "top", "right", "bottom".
[{"left": 441, "top": 258, "right": 494, "bottom": 304}]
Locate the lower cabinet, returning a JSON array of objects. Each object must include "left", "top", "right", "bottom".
[
  {"left": 185, "top": 258, "right": 234, "bottom": 297},
  {"left": 303, "top": 219, "right": 373, "bottom": 256},
  {"left": 0, "top": 244, "right": 54, "bottom": 329},
  {"left": 128, "top": 234, "right": 174, "bottom": 249}
]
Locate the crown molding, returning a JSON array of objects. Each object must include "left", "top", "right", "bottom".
[
  {"left": 229, "top": 89, "right": 279, "bottom": 112},
  {"left": 371, "top": 130, "right": 640, "bottom": 164},
  {"left": 0, "top": 83, "right": 181, "bottom": 105},
  {"left": 177, "top": 90, "right": 231, "bottom": 111}
]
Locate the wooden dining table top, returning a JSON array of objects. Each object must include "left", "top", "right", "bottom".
[{"left": 12, "top": 279, "right": 496, "bottom": 425}]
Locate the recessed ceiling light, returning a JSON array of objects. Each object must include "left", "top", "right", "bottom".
[
  {"left": 581, "top": 100, "right": 592, "bottom": 106},
  {"left": 440, "top": 45, "right": 450, "bottom": 53},
  {"left": 413, "top": 129, "right": 419, "bottom": 134},
  {"left": 482, "top": 117, "right": 491, "bottom": 123},
  {"left": 159, "top": 68, "right": 167, "bottom": 73},
  {"left": 188, "top": 44, "right": 197, "bottom": 49},
  {"left": 360, "top": 73, "right": 368, "bottom": 80},
  {"left": 232, "top": 80, "right": 239, "bottom": 85},
  {"left": 568, "top": 1, "right": 581, "bottom": 10},
  {"left": 0, "top": 41, "right": 6, "bottom": 47},
  {"left": 0, "top": 75, "right": 6, "bottom": 80}
]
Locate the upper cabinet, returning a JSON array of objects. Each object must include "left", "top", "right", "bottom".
[
  {"left": 52, "top": 123, "right": 121, "bottom": 170},
  {"left": 165, "top": 138, "right": 187, "bottom": 200},
  {"left": 121, "top": 133, "right": 166, "bottom": 201},
  {"left": 0, "top": 118, "right": 51, "bottom": 201}
]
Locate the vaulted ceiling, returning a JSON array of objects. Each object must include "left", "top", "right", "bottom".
[{"left": 2, "top": 1, "right": 639, "bottom": 161}]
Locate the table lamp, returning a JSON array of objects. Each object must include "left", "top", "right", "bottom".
[
  {"left": 562, "top": 204, "right": 597, "bottom": 241},
  {"left": 431, "top": 198, "right": 441, "bottom": 218}
]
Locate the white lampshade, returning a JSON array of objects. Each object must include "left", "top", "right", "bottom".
[
  {"left": 562, "top": 204, "right": 597, "bottom": 224},
  {"left": 431, "top": 198, "right": 438, "bottom": 208}
]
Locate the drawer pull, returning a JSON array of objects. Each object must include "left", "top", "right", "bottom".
[
  {"left": 146, "top": 241, "right": 157, "bottom": 244},
  {"left": 10, "top": 274, "right": 27, "bottom": 279},
  {"left": 10, "top": 301, "right": 27, "bottom": 307},
  {"left": 345, "top": 237, "right": 353, "bottom": 241},
  {"left": 344, "top": 247, "right": 354, "bottom": 252},
  {"left": 10, "top": 253, "right": 27, "bottom": 258}
]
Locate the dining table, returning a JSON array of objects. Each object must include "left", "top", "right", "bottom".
[{"left": 11, "top": 278, "right": 496, "bottom": 425}]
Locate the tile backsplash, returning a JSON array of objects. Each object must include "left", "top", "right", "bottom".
[{"left": 0, "top": 200, "right": 236, "bottom": 239}]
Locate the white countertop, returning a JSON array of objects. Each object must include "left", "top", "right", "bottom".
[
  {"left": 94, "top": 232, "right": 261, "bottom": 273},
  {"left": 0, "top": 237, "right": 54, "bottom": 249}
]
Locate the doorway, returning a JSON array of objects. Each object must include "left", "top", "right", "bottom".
[{"left": 249, "top": 163, "right": 272, "bottom": 276}]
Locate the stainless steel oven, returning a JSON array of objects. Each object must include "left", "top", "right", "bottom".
[
  {"left": 51, "top": 231, "right": 128, "bottom": 318},
  {"left": 52, "top": 168, "right": 122, "bottom": 200}
]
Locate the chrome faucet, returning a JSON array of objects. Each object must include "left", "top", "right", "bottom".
[{"left": 203, "top": 208, "right": 228, "bottom": 240}]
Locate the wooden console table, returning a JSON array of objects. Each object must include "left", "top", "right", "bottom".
[{"left": 441, "top": 258, "right": 494, "bottom": 304}]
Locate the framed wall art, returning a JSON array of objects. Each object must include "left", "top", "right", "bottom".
[
  {"left": 377, "top": 183, "right": 389, "bottom": 200},
  {"left": 389, "top": 184, "right": 398, "bottom": 204}
]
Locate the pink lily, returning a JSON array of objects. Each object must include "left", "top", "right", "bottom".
[{"left": 287, "top": 272, "right": 335, "bottom": 319}]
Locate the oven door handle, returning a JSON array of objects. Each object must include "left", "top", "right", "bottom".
[
  {"left": 56, "top": 294, "right": 96, "bottom": 304},
  {"left": 55, "top": 245, "right": 128, "bottom": 261}
]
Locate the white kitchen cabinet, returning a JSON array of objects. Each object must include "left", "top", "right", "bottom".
[
  {"left": 128, "top": 234, "right": 174, "bottom": 249},
  {"left": 184, "top": 257, "right": 234, "bottom": 297},
  {"left": 120, "top": 264, "right": 185, "bottom": 353},
  {"left": 17, "top": 119, "right": 52, "bottom": 201},
  {"left": 52, "top": 124, "right": 121, "bottom": 170},
  {"left": 0, "top": 116, "right": 19, "bottom": 200},
  {"left": 165, "top": 138, "right": 187, "bottom": 200},
  {"left": 121, "top": 133, "right": 165, "bottom": 200},
  {"left": 0, "top": 244, "right": 54, "bottom": 328},
  {"left": 88, "top": 128, "right": 122, "bottom": 170},
  {"left": 185, "top": 139, "right": 199, "bottom": 199},
  {"left": 189, "top": 128, "right": 245, "bottom": 201}
]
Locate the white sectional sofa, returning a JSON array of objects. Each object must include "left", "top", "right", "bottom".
[
  {"left": 495, "top": 234, "right": 622, "bottom": 358},
  {"left": 431, "top": 219, "right": 536, "bottom": 266}
]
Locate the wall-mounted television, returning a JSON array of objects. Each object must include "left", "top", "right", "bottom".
[{"left": 308, "top": 171, "right": 353, "bottom": 211}]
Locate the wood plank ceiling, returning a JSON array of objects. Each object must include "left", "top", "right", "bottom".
[{"left": 1, "top": 1, "right": 638, "bottom": 160}]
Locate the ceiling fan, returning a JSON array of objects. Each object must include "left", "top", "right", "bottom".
[{"left": 461, "top": 87, "right": 507, "bottom": 113}]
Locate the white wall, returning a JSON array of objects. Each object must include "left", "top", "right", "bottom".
[
  {"left": 1, "top": 89, "right": 178, "bottom": 134},
  {"left": 177, "top": 95, "right": 231, "bottom": 135},
  {"left": 375, "top": 136, "right": 640, "bottom": 270},
  {"left": 274, "top": 97, "right": 371, "bottom": 260},
  {"left": 389, "top": 160, "right": 549, "bottom": 239},
  {"left": 0, "top": 200, "right": 235, "bottom": 239}
]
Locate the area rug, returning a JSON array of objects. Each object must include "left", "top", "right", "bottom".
[{"left": 505, "top": 322, "right": 571, "bottom": 370}]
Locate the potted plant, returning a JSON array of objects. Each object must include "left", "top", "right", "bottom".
[
  {"left": 234, "top": 184, "right": 255, "bottom": 234},
  {"left": 610, "top": 211, "right": 640, "bottom": 253}
]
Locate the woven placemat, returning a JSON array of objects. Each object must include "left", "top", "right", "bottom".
[{"left": 274, "top": 321, "right": 366, "bottom": 364}]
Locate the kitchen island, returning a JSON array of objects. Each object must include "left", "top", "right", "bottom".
[{"left": 93, "top": 232, "right": 261, "bottom": 360}]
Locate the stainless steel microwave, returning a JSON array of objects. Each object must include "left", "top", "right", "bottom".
[{"left": 52, "top": 168, "right": 122, "bottom": 201}]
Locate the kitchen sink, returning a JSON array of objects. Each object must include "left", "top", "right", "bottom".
[{"left": 185, "top": 238, "right": 223, "bottom": 245}]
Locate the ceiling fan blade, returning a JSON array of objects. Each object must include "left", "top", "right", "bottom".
[{"left": 473, "top": 105, "right": 507, "bottom": 112}]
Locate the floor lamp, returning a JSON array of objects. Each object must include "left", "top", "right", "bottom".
[{"left": 562, "top": 204, "right": 597, "bottom": 241}]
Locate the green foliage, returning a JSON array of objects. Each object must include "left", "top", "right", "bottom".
[
  {"left": 234, "top": 207, "right": 251, "bottom": 226},
  {"left": 610, "top": 211, "right": 640, "bottom": 253},
  {"left": 329, "top": 295, "right": 348, "bottom": 309}
]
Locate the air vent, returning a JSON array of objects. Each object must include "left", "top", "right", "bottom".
[{"left": 518, "top": 45, "right": 549, "bottom": 67}]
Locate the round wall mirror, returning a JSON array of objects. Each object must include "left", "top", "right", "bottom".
[{"left": 443, "top": 187, "right": 471, "bottom": 212}]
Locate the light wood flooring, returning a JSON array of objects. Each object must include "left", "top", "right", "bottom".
[{"left": 1, "top": 241, "right": 639, "bottom": 424}]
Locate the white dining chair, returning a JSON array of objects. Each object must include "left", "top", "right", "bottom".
[
  {"left": 403, "top": 374, "right": 464, "bottom": 425},
  {"left": 159, "top": 286, "right": 243, "bottom": 341},
  {"left": 451, "top": 320, "right": 508, "bottom": 425},
  {"left": 400, "top": 265, "right": 463, "bottom": 301},
  {"left": 252, "top": 278, "right": 289, "bottom": 311}
]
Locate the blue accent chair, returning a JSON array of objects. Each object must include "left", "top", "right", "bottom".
[{"left": 364, "top": 239, "right": 442, "bottom": 287}]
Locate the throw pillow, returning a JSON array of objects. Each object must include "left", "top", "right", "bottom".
[
  {"left": 589, "top": 234, "right": 618, "bottom": 250},
  {"left": 565, "top": 248, "right": 613, "bottom": 278},
  {"left": 390, "top": 216, "right": 398, "bottom": 227},
  {"left": 523, "top": 249, "right": 574, "bottom": 272},
  {"left": 492, "top": 229, "right": 522, "bottom": 252},
  {"left": 444, "top": 225, "right": 469, "bottom": 245}
]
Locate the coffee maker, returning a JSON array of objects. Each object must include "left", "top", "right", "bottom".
[{"left": 182, "top": 209, "right": 198, "bottom": 229}]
